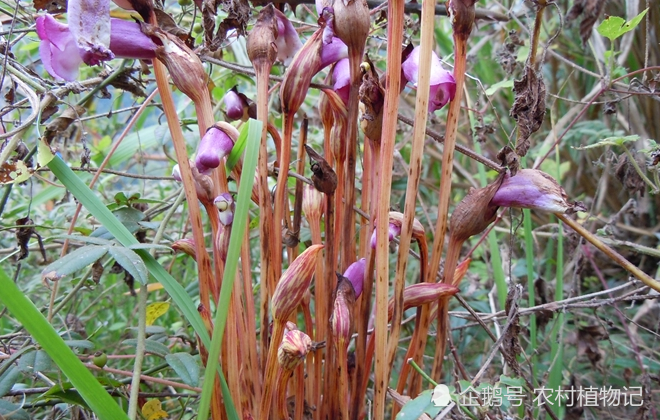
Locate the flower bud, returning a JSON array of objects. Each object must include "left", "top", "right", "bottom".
[
  {"left": 139, "top": 22, "right": 209, "bottom": 105},
  {"left": 172, "top": 238, "right": 196, "bottom": 258},
  {"left": 448, "top": 0, "right": 477, "bottom": 41},
  {"left": 331, "top": 276, "right": 356, "bottom": 344},
  {"left": 387, "top": 282, "right": 459, "bottom": 319},
  {"left": 271, "top": 244, "right": 324, "bottom": 322},
  {"left": 214, "top": 193, "right": 235, "bottom": 226},
  {"left": 195, "top": 123, "right": 238, "bottom": 174},
  {"left": 247, "top": 4, "right": 278, "bottom": 71},
  {"left": 341, "top": 258, "right": 366, "bottom": 298},
  {"left": 490, "top": 169, "right": 586, "bottom": 214},
  {"left": 450, "top": 174, "right": 504, "bottom": 243},
  {"left": 302, "top": 184, "right": 324, "bottom": 221},
  {"left": 332, "top": 0, "right": 369, "bottom": 57},
  {"left": 277, "top": 329, "right": 312, "bottom": 371},
  {"left": 223, "top": 87, "right": 250, "bottom": 121},
  {"left": 370, "top": 222, "right": 401, "bottom": 249}
]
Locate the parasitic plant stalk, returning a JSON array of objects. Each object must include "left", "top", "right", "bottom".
[
  {"left": 332, "top": 0, "right": 370, "bottom": 271},
  {"left": 388, "top": 0, "right": 435, "bottom": 407},
  {"left": 259, "top": 245, "right": 324, "bottom": 420},
  {"left": 247, "top": 5, "right": 279, "bottom": 385},
  {"left": 426, "top": 0, "right": 477, "bottom": 382},
  {"left": 373, "top": 0, "right": 405, "bottom": 417}
]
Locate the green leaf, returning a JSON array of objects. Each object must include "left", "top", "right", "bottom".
[
  {"left": 108, "top": 246, "right": 149, "bottom": 285},
  {"left": 51, "top": 234, "right": 114, "bottom": 246},
  {"left": 122, "top": 339, "right": 170, "bottom": 357},
  {"left": 573, "top": 134, "right": 640, "bottom": 150},
  {"left": 0, "top": 366, "right": 20, "bottom": 397},
  {"left": 18, "top": 350, "right": 52, "bottom": 373},
  {"left": 166, "top": 353, "right": 200, "bottom": 387},
  {"left": 127, "top": 243, "right": 172, "bottom": 251},
  {"left": 396, "top": 389, "right": 434, "bottom": 420},
  {"left": 597, "top": 8, "right": 649, "bottom": 41},
  {"left": 38, "top": 386, "right": 91, "bottom": 410},
  {"left": 485, "top": 79, "right": 513, "bottom": 96},
  {"left": 225, "top": 122, "right": 249, "bottom": 172},
  {"left": 0, "top": 267, "right": 130, "bottom": 420},
  {"left": 63, "top": 340, "right": 96, "bottom": 350},
  {"left": 0, "top": 400, "right": 30, "bottom": 420},
  {"left": 41, "top": 245, "right": 109, "bottom": 281}
]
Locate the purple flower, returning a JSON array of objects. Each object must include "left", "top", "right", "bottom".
[
  {"left": 274, "top": 9, "right": 303, "bottom": 66},
  {"left": 223, "top": 87, "right": 248, "bottom": 121},
  {"left": 370, "top": 223, "right": 402, "bottom": 249},
  {"left": 332, "top": 58, "right": 350, "bottom": 105},
  {"left": 68, "top": 0, "right": 113, "bottom": 65},
  {"left": 402, "top": 46, "right": 456, "bottom": 113},
  {"left": 342, "top": 258, "right": 366, "bottom": 297},
  {"left": 214, "top": 193, "right": 235, "bottom": 226},
  {"left": 36, "top": 15, "right": 157, "bottom": 81},
  {"left": 490, "top": 169, "right": 586, "bottom": 214},
  {"left": 195, "top": 124, "right": 235, "bottom": 174}
]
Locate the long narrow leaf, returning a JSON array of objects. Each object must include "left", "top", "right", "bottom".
[
  {"left": 0, "top": 267, "right": 129, "bottom": 420},
  {"left": 198, "top": 119, "right": 261, "bottom": 420}
]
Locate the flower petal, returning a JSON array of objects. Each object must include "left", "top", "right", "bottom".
[
  {"left": 68, "top": 0, "right": 114, "bottom": 65},
  {"left": 274, "top": 9, "right": 302, "bottom": 66},
  {"left": 36, "top": 15, "right": 82, "bottom": 81},
  {"left": 332, "top": 58, "right": 350, "bottom": 105},
  {"left": 109, "top": 19, "right": 157, "bottom": 60}
]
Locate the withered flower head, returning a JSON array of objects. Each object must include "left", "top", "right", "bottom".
[
  {"left": 247, "top": 4, "right": 278, "bottom": 71},
  {"left": 331, "top": 0, "right": 369, "bottom": 56},
  {"left": 172, "top": 161, "right": 215, "bottom": 205},
  {"left": 277, "top": 329, "right": 312, "bottom": 371},
  {"left": 490, "top": 169, "right": 586, "bottom": 214},
  {"left": 139, "top": 22, "right": 208, "bottom": 105},
  {"left": 331, "top": 276, "right": 356, "bottom": 344},
  {"left": 305, "top": 145, "right": 337, "bottom": 195},
  {"left": 271, "top": 244, "right": 324, "bottom": 321},
  {"left": 448, "top": 0, "right": 477, "bottom": 40},
  {"left": 195, "top": 122, "right": 238, "bottom": 174}
]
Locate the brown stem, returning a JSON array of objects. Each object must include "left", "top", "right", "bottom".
[
  {"left": 260, "top": 321, "right": 286, "bottom": 420},
  {"left": 373, "top": 0, "right": 405, "bottom": 416},
  {"left": 274, "top": 114, "right": 295, "bottom": 281},
  {"left": 241, "top": 229, "right": 260, "bottom": 414},
  {"left": 336, "top": 342, "right": 350, "bottom": 420}
]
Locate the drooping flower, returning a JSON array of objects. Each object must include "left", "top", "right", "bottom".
[
  {"left": 273, "top": 8, "right": 303, "bottom": 66},
  {"left": 490, "top": 169, "right": 586, "bottom": 214},
  {"left": 223, "top": 87, "right": 249, "bottom": 121},
  {"left": 36, "top": 15, "right": 157, "bottom": 81},
  {"left": 341, "top": 258, "right": 366, "bottom": 298},
  {"left": 277, "top": 329, "right": 312, "bottom": 371},
  {"left": 214, "top": 193, "right": 235, "bottom": 226},
  {"left": 401, "top": 46, "right": 456, "bottom": 112},
  {"left": 194, "top": 123, "right": 238, "bottom": 174}
]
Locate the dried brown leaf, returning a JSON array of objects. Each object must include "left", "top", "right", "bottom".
[
  {"left": 44, "top": 105, "right": 86, "bottom": 146},
  {"left": 567, "top": 0, "right": 606, "bottom": 46},
  {"left": 511, "top": 65, "right": 546, "bottom": 157}
]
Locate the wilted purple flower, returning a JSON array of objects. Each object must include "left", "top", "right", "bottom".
[
  {"left": 341, "top": 258, "right": 366, "bottom": 297},
  {"left": 490, "top": 169, "right": 586, "bottom": 214},
  {"left": 274, "top": 9, "right": 303, "bottom": 66},
  {"left": 195, "top": 124, "right": 235, "bottom": 174},
  {"left": 332, "top": 58, "right": 350, "bottom": 105},
  {"left": 36, "top": 15, "right": 157, "bottom": 81},
  {"left": 214, "top": 193, "right": 235, "bottom": 226},
  {"left": 402, "top": 46, "right": 456, "bottom": 113},
  {"left": 223, "top": 87, "right": 248, "bottom": 121}
]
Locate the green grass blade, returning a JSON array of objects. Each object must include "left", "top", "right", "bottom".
[
  {"left": 198, "top": 119, "right": 261, "bottom": 420},
  {"left": 47, "top": 157, "right": 211, "bottom": 347},
  {"left": 0, "top": 267, "right": 129, "bottom": 420}
]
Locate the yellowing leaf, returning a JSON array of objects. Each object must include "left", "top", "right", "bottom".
[
  {"left": 142, "top": 399, "right": 168, "bottom": 420},
  {"left": 38, "top": 137, "right": 55, "bottom": 167},
  {"left": 146, "top": 302, "right": 170, "bottom": 326},
  {"left": 123, "top": 282, "right": 164, "bottom": 296}
]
